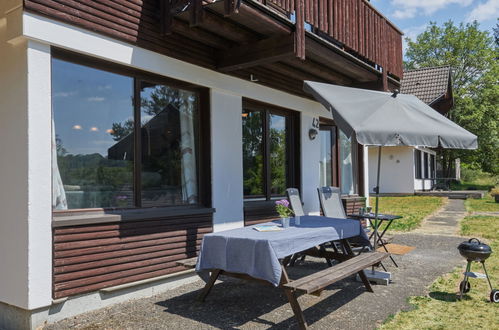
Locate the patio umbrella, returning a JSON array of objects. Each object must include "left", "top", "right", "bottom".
[{"left": 303, "top": 81, "right": 477, "bottom": 254}]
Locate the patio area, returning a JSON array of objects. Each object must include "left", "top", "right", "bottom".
[{"left": 45, "top": 229, "right": 465, "bottom": 329}]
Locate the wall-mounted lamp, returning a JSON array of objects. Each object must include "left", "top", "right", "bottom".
[{"left": 309, "top": 128, "right": 318, "bottom": 140}]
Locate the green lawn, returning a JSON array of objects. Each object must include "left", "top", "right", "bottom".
[
  {"left": 380, "top": 215, "right": 499, "bottom": 330},
  {"left": 465, "top": 194, "right": 499, "bottom": 213},
  {"left": 370, "top": 196, "right": 445, "bottom": 231}
]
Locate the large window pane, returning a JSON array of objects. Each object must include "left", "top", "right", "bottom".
[
  {"left": 269, "top": 114, "right": 288, "bottom": 195},
  {"left": 52, "top": 59, "right": 134, "bottom": 209},
  {"left": 319, "top": 129, "right": 333, "bottom": 187},
  {"left": 140, "top": 83, "right": 199, "bottom": 206},
  {"left": 339, "top": 130, "right": 355, "bottom": 195},
  {"left": 242, "top": 111, "right": 264, "bottom": 196}
]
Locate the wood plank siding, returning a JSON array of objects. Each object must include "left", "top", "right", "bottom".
[
  {"left": 52, "top": 213, "right": 212, "bottom": 298},
  {"left": 258, "top": 0, "right": 403, "bottom": 78},
  {"left": 24, "top": 0, "right": 403, "bottom": 99}
]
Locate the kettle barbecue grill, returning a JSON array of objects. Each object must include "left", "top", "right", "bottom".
[{"left": 457, "top": 238, "right": 498, "bottom": 302}]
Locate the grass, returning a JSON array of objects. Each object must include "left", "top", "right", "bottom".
[
  {"left": 465, "top": 194, "right": 499, "bottom": 213},
  {"left": 380, "top": 215, "right": 499, "bottom": 330},
  {"left": 369, "top": 196, "right": 445, "bottom": 231}
]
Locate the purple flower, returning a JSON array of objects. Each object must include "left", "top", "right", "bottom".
[
  {"left": 275, "top": 199, "right": 289, "bottom": 207},
  {"left": 116, "top": 195, "right": 128, "bottom": 200}
]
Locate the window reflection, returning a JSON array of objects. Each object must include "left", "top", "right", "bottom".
[
  {"left": 320, "top": 129, "right": 333, "bottom": 187},
  {"left": 269, "top": 114, "right": 288, "bottom": 195},
  {"left": 52, "top": 59, "right": 134, "bottom": 209},
  {"left": 339, "top": 130, "right": 356, "bottom": 195},
  {"left": 242, "top": 111, "right": 264, "bottom": 196},
  {"left": 140, "top": 83, "right": 199, "bottom": 206}
]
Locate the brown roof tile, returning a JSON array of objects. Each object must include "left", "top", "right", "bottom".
[{"left": 401, "top": 66, "right": 452, "bottom": 104}]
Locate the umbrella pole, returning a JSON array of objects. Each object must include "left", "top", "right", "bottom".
[{"left": 372, "top": 146, "right": 382, "bottom": 273}]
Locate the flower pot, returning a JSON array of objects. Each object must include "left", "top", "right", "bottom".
[{"left": 280, "top": 217, "right": 291, "bottom": 228}]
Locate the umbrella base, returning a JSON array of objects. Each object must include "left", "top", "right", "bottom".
[{"left": 356, "top": 269, "right": 391, "bottom": 285}]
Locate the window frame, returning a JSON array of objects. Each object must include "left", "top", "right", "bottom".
[
  {"left": 242, "top": 99, "right": 300, "bottom": 201},
  {"left": 319, "top": 119, "right": 359, "bottom": 196},
  {"left": 51, "top": 49, "right": 211, "bottom": 212}
]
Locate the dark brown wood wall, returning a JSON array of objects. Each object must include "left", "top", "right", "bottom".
[
  {"left": 23, "top": 0, "right": 217, "bottom": 69},
  {"left": 260, "top": 0, "right": 403, "bottom": 78},
  {"left": 52, "top": 213, "right": 212, "bottom": 299}
]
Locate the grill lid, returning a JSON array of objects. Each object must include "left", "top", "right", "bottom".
[{"left": 458, "top": 238, "right": 492, "bottom": 253}]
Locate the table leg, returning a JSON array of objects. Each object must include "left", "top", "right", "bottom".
[
  {"left": 280, "top": 266, "right": 308, "bottom": 330},
  {"left": 376, "top": 220, "right": 398, "bottom": 268},
  {"left": 197, "top": 269, "right": 221, "bottom": 302}
]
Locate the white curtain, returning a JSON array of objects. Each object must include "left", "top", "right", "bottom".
[
  {"left": 339, "top": 130, "right": 355, "bottom": 195},
  {"left": 52, "top": 118, "right": 68, "bottom": 210},
  {"left": 179, "top": 91, "right": 198, "bottom": 204}
]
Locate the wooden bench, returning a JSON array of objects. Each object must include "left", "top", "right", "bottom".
[{"left": 284, "top": 252, "right": 388, "bottom": 295}]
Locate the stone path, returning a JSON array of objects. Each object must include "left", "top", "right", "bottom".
[{"left": 412, "top": 199, "right": 466, "bottom": 236}]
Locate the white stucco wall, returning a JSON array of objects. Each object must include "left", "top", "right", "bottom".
[
  {"left": 368, "top": 146, "right": 415, "bottom": 194},
  {"left": 0, "top": 6, "right": 52, "bottom": 310},
  {"left": 211, "top": 91, "right": 244, "bottom": 231},
  {"left": 301, "top": 114, "right": 321, "bottom": 215},
  {"left": 0, "top": 11, "right": 30, "bottom": 310}
]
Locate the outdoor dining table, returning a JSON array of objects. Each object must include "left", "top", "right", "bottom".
[
  {"left": 194, "top": 215, "right": 388, "bottom": 329},
  {"left": 348, "top": 212, "right": 402, "bottom": 267}
]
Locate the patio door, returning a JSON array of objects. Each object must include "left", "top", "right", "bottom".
[{"left": 319, "top": 125, "right": 339, "bottom": 187}]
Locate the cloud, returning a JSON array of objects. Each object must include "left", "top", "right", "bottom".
[
  {"left": 390, "top": 0, "right": 474, "bottom": 19},
  {"left": 401, "top": 24, "right": 428, "bottom": 54},
  {"left": 393, "top": 8, "right": 417, "bottom": 19},
  {"left": 86, "top": 97, "right": 106, "bottom": 102},
  {"left": 467, "top": 0, "right": 499, "bottom": 22},
  {"left": 97, "top": 84, "right": 112, "bottom": 91},
  {"left": 53, "top": 91, "right": 77, "bottom": 98}
]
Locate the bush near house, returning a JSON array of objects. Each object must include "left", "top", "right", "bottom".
[
  {"left": 370, "top": 196, "right": 445, "bottom": 231},
  {"left": 380, "top": 215, "right": 499, "bottom": 330}
]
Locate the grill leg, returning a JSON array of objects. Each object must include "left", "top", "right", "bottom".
[
  {"left": 481, "top": 261, "right": 494, "bottom": 291},
  {"left": 459, "top": 261, "right": 472, "bottom": 299}
]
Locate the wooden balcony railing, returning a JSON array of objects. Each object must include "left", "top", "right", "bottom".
[{"left": 257, "top": 0, "right": 403, "bottom": 79}]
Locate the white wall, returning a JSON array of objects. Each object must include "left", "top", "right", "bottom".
[
  {"left": 0, "top": 5, "right": 52, "bottom": 310},
  {"left": 368, "top": 146, "right": 415, "bottom": 194},
  {"left": 301, "top": 114, "right": 321, "bottom": 215},
  {"left": 210, "top": 91, "right": 244, "bottom": 231},
  {"left": 0, "top": 12, "right": 30, "bottom": 310}
]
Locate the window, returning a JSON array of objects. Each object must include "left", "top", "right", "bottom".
[
  {"left": 423, "top": 152, "right": 429, "bottom": 179},
  {"left": 415, "top": 150, "right": 422, "bottom": 179},
  {"left": 52, "top": 55, "right": 208, "bottom": 210},
  {"left": 242, "top": 101, "right": 299, "bottom": 199},
  {"left": 430, "top": 154, "right": 436, "bottom": 178},
  {"left": 339, "top": 130, "right": 358, "bottom": 195},
  {"left": 319, "top": 126, "right": 337, "bottom": 187}
]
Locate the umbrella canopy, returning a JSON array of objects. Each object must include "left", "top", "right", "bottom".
[{"left": 304, "top": 81, "right": 477, "bottom": 149}]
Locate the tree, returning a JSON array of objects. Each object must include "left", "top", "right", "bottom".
[{"left": 405, "top": 21, "right": 499, "bottom": 175}]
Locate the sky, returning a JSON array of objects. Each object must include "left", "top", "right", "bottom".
[{"left": 369, "top": 0, "right": 498, "bottom": 52}]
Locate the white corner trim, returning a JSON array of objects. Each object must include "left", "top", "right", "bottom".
[{"left": 21, "top": 12, "right": 328, "bottom": 116}]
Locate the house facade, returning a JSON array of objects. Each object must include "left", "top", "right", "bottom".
[
  {"left": 367, "top": 66, "right": 454, "bottom": 194},
  {"left": 0, "top": 0, "right": 403, "bottom": 328}
]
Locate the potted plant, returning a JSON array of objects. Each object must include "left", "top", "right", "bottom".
[
  {"left": 491, "top": 188, "right": 499, "bottom": 203},
  {"left": 275, "top": 199, "right": 294, "bottom": 227}
]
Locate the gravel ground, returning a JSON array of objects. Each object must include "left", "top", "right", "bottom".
[{"left": 45, "top": 233, "right": 465, "bottom": 330}]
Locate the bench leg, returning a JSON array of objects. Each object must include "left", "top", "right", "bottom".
[
  {"left": 357, "top": 270, "right": 374, "bottom": 293},
  {"left": 197, "top": 269, "right": 221, "bottom": 302},
  {"left": 283, "top": 289, "right": 308, "bottom": 330}
]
